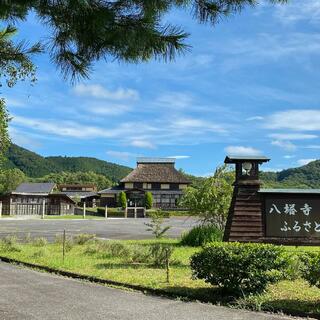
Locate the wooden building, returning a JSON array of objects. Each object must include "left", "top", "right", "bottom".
[
  {"left": 99, "top": 158, "right": 190, "bottom": 209},
  {"left": 0, "top": 183, "right": 75, "bottom": 216},
  {"left": 57, "top": 184, "right": 99, "bottom": 207}
]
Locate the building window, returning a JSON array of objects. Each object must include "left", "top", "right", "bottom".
[
  {"left": 161, "top": 184, "right": 170, "bottom": 190},
  {"left": 134, "top": 182, "right": 143, "bottom": 189},
  {"left": 125, "top": 183, "right": 134, "bottom": 189},
  {"left": 179, "top": 184, "right": 187, "bottom": 190}
]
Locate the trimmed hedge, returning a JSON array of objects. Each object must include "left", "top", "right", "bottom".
[
  {"left": 180, "top": 224, "right": 223, "bottom": 246},
  {"left": 190, "top": 242, "right": 289, "bottom": 296},
  {"left": 301, "top": 253, "right": 320, "bottom": 288}
]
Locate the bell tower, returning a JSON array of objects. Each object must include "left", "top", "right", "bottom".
[{"left": 223, "top": 155, "right": 270, "bottom": 242}]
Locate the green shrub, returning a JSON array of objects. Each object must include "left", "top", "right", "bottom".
[
  {"left": 118, "top": 191, "right": 127, "bottom": 209},
  {"left": 126, "top": 245, "right": 150, "bottom": 264},
  {"left": 180, "top": 224, "right": 223, "bottom": 247},
  {"left": 145, "top": 192, "right": 153, "bottom": 209},
  {"left": 0, "top": 235, "right": 21, "bottom": 252},
  {"left": 149, "top": 244, "right": 174, "bottom": 267},
  {"left": 282, "top": 252, "right": 305, "bottom": 281},
  {"left": 73, "top": 233, "right": 95, "bottom": 245},
  {"left": 31, "top": 248, "right": 47, "bottom": 259},
  {"left": 190, "top": 242, "right": 288, "bottom": 296},
  {"left": 54, "top": 234, "right": 74, "bottom": 252},
  {"left": 32, "top": 237, "right": 48, "bottom": 247},
  {"left": 301, "top": 252, "right": 320, "bottom": 288}
]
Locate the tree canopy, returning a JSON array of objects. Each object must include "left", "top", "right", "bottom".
[
  {"left": 0, "top": 0, "right": 287, "bottom": 81},
  {"left": 180, "top": 165, "right": 233, "bottom": 230}
]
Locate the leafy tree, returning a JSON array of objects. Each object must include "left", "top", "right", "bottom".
[
  {"left": 145, "top": 210, "right": 171, "bottom": 239},
  {"left": 0, "top": 1, "right": 287, "bottom": 81},
  {"left": 0, "top": 26, "right": 41, "bottom": 163},
  {"left": 144, "top": 191, "right": 153, "bottom": 209},
  {"left": 118, "top": 191, "right": 127, "bottom": 209},
  {"left": 33, "top": 171, "right": 113, "bottom": 190},
  {"left": 0, "top": 168, "right": 26, "bottom": 194},
  {"left": 0, "top": 99, "right": 10, "bottom": 168},
  {"left": 179, "top": 165, "right": 233, "bottom": 230}
]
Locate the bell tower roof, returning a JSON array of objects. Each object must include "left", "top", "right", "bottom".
[{"left": 224, "top": 155, "right": 270, "bottom": 164}]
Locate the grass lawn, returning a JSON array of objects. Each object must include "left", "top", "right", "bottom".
[{"left": 0, "top": 238, "right": 319, "bottom": 317}]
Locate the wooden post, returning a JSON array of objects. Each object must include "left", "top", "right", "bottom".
[
  {"left": 165, "top": 248, "right": 170, "bottom": 284},
  {"left": 62, "top": 229, "right": 66, "bottom": 263},
  {"left": 105, "top": 205, "right": 108, "bottom": 219},
  {"left": 134, "top": 207, "right": 137, "bottom": 219},
  {"left": 42, "top": 199, "right": 45, "bottom": 219},
  {"left": 9, "top": 198, "right": 13, "bottom": 216},
  {"left": 125, "top": 206, "right": 127, "bottom": 218},
  {"left": 0, "top": 201, "right": 2, "bottom": 218},
  {"left": 83, "top": 202, "right": 86, "bottom": 219}
]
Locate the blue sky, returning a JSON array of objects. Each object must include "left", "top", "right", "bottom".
[{"left": 2, "top": 1, "right": 320, "bottom": 176}]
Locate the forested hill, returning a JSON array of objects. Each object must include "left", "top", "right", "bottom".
[
  {"left": 261, "top": 160, "right": 320, "bottom": 189},
  {"left": 5, "top": 144, "right": 132, "bottom": 182},
  {"left": 4, "top": 144, "right": 320, "bottom": 188}
]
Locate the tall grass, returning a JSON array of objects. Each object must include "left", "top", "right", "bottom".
[{"left": 180, "top": 224, "right": 223, "bottom": 247}]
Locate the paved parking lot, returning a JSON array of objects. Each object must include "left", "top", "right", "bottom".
[
  {"left": 0, "top": 217, "right": 198, "bottom": 241},
  {"left": 0, "top": 262, "right": 302, "bottom": 320}
]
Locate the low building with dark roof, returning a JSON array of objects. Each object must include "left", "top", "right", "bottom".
[
  {"left": 0, "top": 183, "right": 75, "bottom": 216},
  {"left": 57, "top": 184, "right": 99, "bottom": 207},
  {"left": 99, "top": 158, "right": 190, "bottom": 209}
]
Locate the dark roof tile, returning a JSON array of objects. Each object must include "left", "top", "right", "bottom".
[{"left": 121, "top": 163, "right": 190, "bottom": 184}]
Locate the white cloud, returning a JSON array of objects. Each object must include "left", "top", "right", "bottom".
[
  {"left": 88, "top": 103, "right": 131, "bottom": 116},
  {"left": 106, "top": 150, "right": 138, "bottom": 161},
  {"left": 304, "top": 145, "right": 320, "bottom": 149},
  {"left": 274, "top": 0, "right": 320, "bottom": 25},
  {"left": 172, "top": 118, "right": 226, "bottom": 133},
  {"left": 9, "top": 127, "right": 42, "bottom": 149},
  {"left": 224, "top": 146, "right": 262, "bottom": 156},
  {"left": 269, "top": 133, "right": 318, "bottom": 140},
  {"left": 130, "top": 140, "right": 155, "bottom": 149},
  {"left": 168, "top": 155, "right": 190, "bottom": 159},
  {"left": 10, "top": 113, "right": 229, "bottom": 148},
  {"left": 271, "top": 140, "right": 297, "bottom": 152},
  {"left": 265, "top": 110, "right": 320, "bottom": 131},
  {"left": 246, "top": 116, "right": 264, "bottom": 121},
  {"left": 5, "top": 97, "right": 26, "bottom": 108},
  {"left": 73, "top": 84, "right": 139, "bottom": 100},
  {"left": 262, "top": 167, "right": 283, "bottom": 173},
  {"left": 219, "top": 33, "right": 320, "bottom": 71},
  {"left": 284, "top": 155, "right": 295, "bottom": 159},
  {"left": 156, "top": 92, "right": 193, "bottom": 109},
  {"left": 297, "top": 159, "right": 316, "bottom": 166}
]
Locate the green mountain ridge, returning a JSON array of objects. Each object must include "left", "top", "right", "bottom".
[
  {"left": 261, "top": 160, "right": 320, "bottom": 189},
  {"left": 4, "top": 144, "right": 320, "bottom": 188},
  {"left": 5, "top": 144, "right": 132, "bottom": 182}
]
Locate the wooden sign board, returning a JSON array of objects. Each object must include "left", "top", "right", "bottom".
[{"left": 261, "top": 191, "right": 320, "bottom": 244}]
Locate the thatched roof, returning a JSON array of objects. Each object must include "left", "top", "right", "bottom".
[{"left": 121, "top": 160, "right": 190, "bottom": 184}]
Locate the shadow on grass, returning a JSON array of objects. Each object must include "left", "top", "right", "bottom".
[
  {"left": 162, "top": 285, "right": 235, "bottom": 304},
  {"left": 255, "top": 299, "right": 320, "bottom": 318},
  {"left": 95, "top": 261, "right": 188, "bottom": 270}
]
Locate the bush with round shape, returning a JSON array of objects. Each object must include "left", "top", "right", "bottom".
[
  {"left": 180, "top": 224, "right": 223, "bottom": 247},
  {"left": 190, "top": 242, "right": 289, "bottom": 296},
  {"left": 301, "top": 253, "right": 320, "bottom": 288}
]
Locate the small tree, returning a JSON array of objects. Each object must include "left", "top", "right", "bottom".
[
  {"left": 144, "top": 192, "right": 153, "bottom": 209},
  {"left": 179, "top": 165, "right": 233, "bottom": 230},
  {"left": 145, "top": 210, "right": 171, "bottom": 239},
  {"left": 118, "top": 191, "right": 127, "bottom": 209}
]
